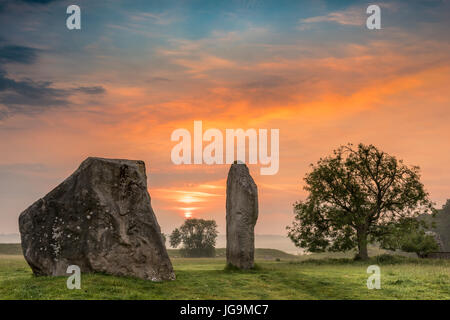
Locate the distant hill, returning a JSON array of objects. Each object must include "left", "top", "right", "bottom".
[
  {"left": 420, "top": 200, "right": 450, "bottom": 251},
  {"left": 2, "top": 233, "right": 304, "bottom": 255},
  {"left": 1, "top": 233, "right": 303, "bottom": 253},
  {"left": 0, "top": 243, "right": 22, "bottom": 255},
  {"left": 0, "top": 243, "right": 299, "bottom": 259},
  {"left": 168, "top": 248, "right": 299, "bottom": 260},
  {"left": 0, "top": 234, "right": 20, "bottom": 243},
  {"left": 216, "top": 234, "right": 304, "bottom": 255}
]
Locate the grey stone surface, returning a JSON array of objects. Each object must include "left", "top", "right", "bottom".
[
  {"left": 226, "top": 163, "right": 258, "bottom": 269},
  {"left": 19, "top": 157, "right": 175, "bottom": 281}
]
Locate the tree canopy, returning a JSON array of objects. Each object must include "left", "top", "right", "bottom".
[
  {"left": 287, "top": 143, "right": 432, "bottom": 260},
  {"left": 170, "top": 218, "right": 218, "bottom": 257}
]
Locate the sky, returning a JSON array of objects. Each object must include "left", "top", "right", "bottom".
[{"left": 0, "top": 0, "right": 449, "bottom": 236}]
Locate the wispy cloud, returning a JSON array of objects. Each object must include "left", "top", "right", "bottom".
[
  {"left": 299, "top": 6, "right": 365, "bottom": 26},
  {"left": 74, "top": 86, "right": 106, "bottom": 95},
  {"left": 299, "top": 3, "right": 399, "bottom": 28},
  {"left": 0, "top": 45, "right": 39, "bottom": 64},
  {"left": 0, "top": 42, "right": 106, "bottom": 119},
  {"left": 130, "top": 12, "right": 180, "bottom": 26}
]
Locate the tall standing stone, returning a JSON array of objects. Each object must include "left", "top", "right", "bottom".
[
  {"left": 19, "top": 157, "right": 175, "bottom": 281},
  {"left": 226, "top": 162, "right": 258, "bottom": 269}
]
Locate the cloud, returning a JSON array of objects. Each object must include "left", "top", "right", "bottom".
[
  {"left": 0, "top": 72, "right": 107, "bottom": 118},
  {"left": 299, "top": 3, "right": 401, "bottom": 28},
  {"left": 131, "top": 12, "right": 179, "bottom": 26},
  {"left": 300, "top": 7, "right": 365, "bottom": 26},
  {"left": 0, "top": 44, "right": 105, "bottom": 119},
  {"left": 22, "top": 0, "right": 60, "bottom": 3},
  {"left": 240, "top": 75, "right": 289, "bottom": 89},
  {"left": 74, "top": 86, "right": 106, "bottom": 95},
  {"left": 0, "top": 0, "right": 64, "bottom": 15},
  {"left": 0, "top": 45, "right": 38, "bottom": 64},
  {"left": 149, "top": 77, "right": 172, "bottom": 83},
  {"left": 1, "top": 0, "right": 61, "bottom": 4},
  {"left": 0, "top": 70, "right": 69, "bottom": 118}
]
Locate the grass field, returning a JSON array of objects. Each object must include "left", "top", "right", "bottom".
[{"left": 0, "top": 245, "right": 448, "bottom": 300}]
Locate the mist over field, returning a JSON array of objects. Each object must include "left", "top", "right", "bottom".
[
  {"left": 0, "top": 234, "right": 20, "bottom": 243},
  {"left": 0, "top": 233, "right": 303, "bottom": 254}
]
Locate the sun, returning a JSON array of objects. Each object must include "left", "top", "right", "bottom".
[{"left": 184, "top": 211, "right": 192, "bottom": 219}]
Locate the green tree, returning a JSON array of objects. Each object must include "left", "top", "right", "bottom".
[
  {"left": 378, "top": 219, "right": 438, "bottom": 257},
  {"left": 400, "top": 232, "right": 439, "bottom": 258},
  {"left": 419, "top": 199, "right": 450, "bottom": 251},
  {"left": 287, "top": 143, "right": 432, "bottom": 260},
  {"left": 170, "top": 218, "right": 218, "bottom": 257},
  {"left": 169, "top": 228, "right": 181, "bottom": 248}
]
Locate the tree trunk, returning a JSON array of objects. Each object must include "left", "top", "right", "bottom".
[{"left": 356, "top": 228, "right": 369, "bottom": 260}]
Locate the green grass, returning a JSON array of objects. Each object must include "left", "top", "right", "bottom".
[{"left": 0, "top": 250, "right": 448, "bottom": 300}]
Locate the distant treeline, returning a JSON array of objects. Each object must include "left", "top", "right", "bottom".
[{"left": 420, "top": 200, "right": 450, "bottom": 251}]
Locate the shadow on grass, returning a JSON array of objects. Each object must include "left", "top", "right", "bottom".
[{"left": 223, "top": 263, "right": 263, "bottom": 273}]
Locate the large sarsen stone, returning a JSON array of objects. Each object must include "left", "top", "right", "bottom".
[
  {"left": 19, "top": 157, "right": 175, "bottom": 281},
  {"left": 226, "top": 162, "right": 258, "bottom": 269}
]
